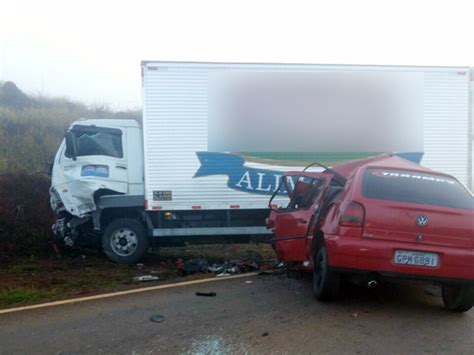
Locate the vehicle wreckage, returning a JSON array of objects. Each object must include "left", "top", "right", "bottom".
[{"left": 266, "top": 154, "right": 474, "bottom": 312}]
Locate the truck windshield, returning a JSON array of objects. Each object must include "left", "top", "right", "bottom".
[
  {"left": 362, "top": 169, "right": 473, "bottom": 209},
  {"left": 65, "top": 128, "right": 123, "bottom": 158}
]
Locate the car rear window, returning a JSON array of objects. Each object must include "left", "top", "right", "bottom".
[{"left": 362, "top": 169, "right": 474, "bottom": 209}]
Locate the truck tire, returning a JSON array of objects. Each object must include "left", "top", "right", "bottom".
[
  {"left": 441, "top": 284, "right": 474, "bottom": 312},
  {"left": 312, "top": 246, "right": 341, "bottom": 302},
  {"left": 102, "top": 218, "right": 149, "bottom": 264}
]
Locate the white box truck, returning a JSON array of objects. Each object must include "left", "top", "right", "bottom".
[{"left": 50, "top": 61, "right": 473, "bottom": 263}]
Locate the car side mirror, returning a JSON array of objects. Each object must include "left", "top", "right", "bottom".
[{"left": 65, "top": 131, "right": 78, "bottom": 161}]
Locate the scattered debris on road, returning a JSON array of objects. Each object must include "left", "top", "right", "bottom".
[
  {"left": 133, "top": 275, "right": 160, "bottom": 283},
  {"left": 177, "top": 256, "right": 266, "bottom": 276},
  {"left": 150, "top": 314, "right": 166, "bottom": 323},
  {"left": 176, "top": 258, "right": 208, "bottom": 275},
  {"left": 1, "top": 244, "right": 276, "bottom": 308},
  {"left": 195, "top": 292, "right": 217, "bottom": 297}
]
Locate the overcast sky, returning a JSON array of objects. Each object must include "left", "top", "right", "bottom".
[{"left": 1, "top": 0, "right": 473, "bottom": 110}]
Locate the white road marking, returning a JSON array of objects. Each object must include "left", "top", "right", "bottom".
[{"left": 0, "top": 272, "right": 258, "bottom": 315}]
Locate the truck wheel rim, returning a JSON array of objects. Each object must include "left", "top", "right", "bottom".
[{"left": 111, "top": 228, "right": 138, "bottom": 256}]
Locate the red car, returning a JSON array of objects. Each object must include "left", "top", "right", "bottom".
[{"left": 267, "top": 155, "right": 474, "bottom": 312}]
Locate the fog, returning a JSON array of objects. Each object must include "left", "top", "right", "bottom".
[{"left": 0, "top": 0, "right": 473, "bottom": 110}]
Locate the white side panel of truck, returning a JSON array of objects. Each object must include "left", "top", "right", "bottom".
[
  {"left": 142, "top": 62, "right": 471, "bottom": 211},
  {"left": 422, "top": 71, "right": 470, "bottom": 184}
]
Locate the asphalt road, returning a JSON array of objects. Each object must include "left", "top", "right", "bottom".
[{"left": 0, "top": 273, "right": 473, "bottom": 354}]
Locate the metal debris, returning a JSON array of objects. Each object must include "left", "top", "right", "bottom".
[
  {"left": 177, "top": 255, "right": 264, "bottom": 276},
  {"left": 195, "top": 292, "right": 217, "bottom": 297},
  {"left": 150, "top": 315, "right": 166, "bottom": 323},
  {"left": 133, "top": 275, "right": 160, "bottom": 283}
]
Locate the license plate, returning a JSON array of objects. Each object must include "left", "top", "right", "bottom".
[{"left": 394, "top": 250, "right": 439, "bottom": 268}]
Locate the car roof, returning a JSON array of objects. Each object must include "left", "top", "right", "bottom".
[
  {"left": 365, "top": 156, "right": 433, "bottom": 172},
  {"left": 329, "top": 154, "right": 447, "bottom": 178},
  {"left": 283, "top": 154, "right": 456, "bottom": 182},
  {"left": 283, "top": 171, "right": 333, "bottom": 179}
]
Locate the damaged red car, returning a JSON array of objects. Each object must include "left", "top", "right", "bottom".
[{"left": 267, "top": 155, "right": 474, "bottom": 312}]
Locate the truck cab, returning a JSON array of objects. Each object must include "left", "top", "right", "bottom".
[{"left": 50, "top": 119, "right": 144, "bottom": 249}]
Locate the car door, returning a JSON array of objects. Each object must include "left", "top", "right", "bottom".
[{"left": 270, "top": 174, "right": 327, "bottom": 262}]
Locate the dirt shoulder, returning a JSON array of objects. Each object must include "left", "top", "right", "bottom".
[{"left": 0, "top": 243, "right": 276, "bottom": 309}]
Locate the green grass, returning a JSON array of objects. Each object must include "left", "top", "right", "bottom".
[
  {"left": 159, "top": 243, "right": 275, "bottom": 264},
  {"left": 0, "top": 288, "right": 59, "bottom": 306},
  {"left": 9, "top": 263, "right": 41, "bottom": 273}
]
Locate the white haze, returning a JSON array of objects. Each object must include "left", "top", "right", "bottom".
[{"left": 0, "top": 0, "right": 473, "bottom": 110}]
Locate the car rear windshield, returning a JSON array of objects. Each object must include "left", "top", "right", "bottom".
[{"left": 362, "top": 169, "right": 474, "bottom": 209}]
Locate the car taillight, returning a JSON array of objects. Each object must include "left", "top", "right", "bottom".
[{"left": 339, "top": 201, "right": 365, "bottom": 227}]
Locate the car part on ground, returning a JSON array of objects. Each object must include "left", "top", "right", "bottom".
[
  {"left": 149, "top": 314, "right": 166, "bottom": 323},
  {"left": 195, "top": 292, "right": 217, "bottom": 297},
  {"left": 133, "top": 275, "right": 160, "bottom": 283},
  {"left": 176, "top": 256, "right": 265, "bottom": 276}
]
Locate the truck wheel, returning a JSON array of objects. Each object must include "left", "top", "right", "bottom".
[
  {"left": 312, "top": 246, "right": 341, "bottom": 301},
  {"left": 441, "top": 284, "right": 473, "bottom": 312},
  {"left": 102, "top": 218, "right": 149, "bottom": 264}
]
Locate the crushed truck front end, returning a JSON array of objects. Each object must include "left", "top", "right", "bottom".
[{"left": 49, "top": 119, "right": 143, "bottom": 247}]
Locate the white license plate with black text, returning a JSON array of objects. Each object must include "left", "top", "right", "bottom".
[{"left": 394, "top": 250, "right": 439, "bottom": 268}]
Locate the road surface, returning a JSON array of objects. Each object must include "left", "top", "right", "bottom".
[{"left": 0, "top": 273, "right": 473, "bottom": 354}]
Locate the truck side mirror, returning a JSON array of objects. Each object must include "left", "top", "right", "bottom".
[{"left": 65, "top": 131, "right": 78, "bottom": 161}]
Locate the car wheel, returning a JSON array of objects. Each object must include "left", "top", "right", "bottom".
[
  {"left": 102, "top": 218, "right": 149, "bottom": 264},
  {"left": 441, "top": 284, "right": 474, "bottom": 313},
  {"left": 312, "top": 246, "right": 341, "bottom": 301}
]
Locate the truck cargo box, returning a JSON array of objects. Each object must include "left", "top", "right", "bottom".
[{"left": 142, "top": 62, "right": 472, "bottom": 211}]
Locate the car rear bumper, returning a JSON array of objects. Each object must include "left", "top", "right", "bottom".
[{"left": 325, "top": 234, "right": 474, "bottom": 282}]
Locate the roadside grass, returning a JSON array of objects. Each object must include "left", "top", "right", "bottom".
[
  {"left": 0, "top": 243, "right": 276, "bottom": 308},
  {"left": 158, "top": 243, "right": 275, "bottom": 264},
  {"left": 0, "top": 288, "right": 60, "bottom": 306}
]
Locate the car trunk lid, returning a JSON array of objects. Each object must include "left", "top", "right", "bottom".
[
  {"left": 364, "top": 203, "right": 473, "bottom": 248},
  {"left": 360, "top": 168, "right": 474, "bottom": 248}
]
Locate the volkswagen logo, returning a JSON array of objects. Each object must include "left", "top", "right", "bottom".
[{"left": 416, "top": 215, "right": 428, "bottom": 227}]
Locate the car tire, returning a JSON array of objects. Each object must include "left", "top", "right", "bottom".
[
  {"left": 102, "top": 218, "right": 149, "bottom": 264},
  {"left": 312, "top": 246, "right": 341, "bottom": 301},
  {"left": 441, "top": 284, "right": 474, "bottom": 313}
]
